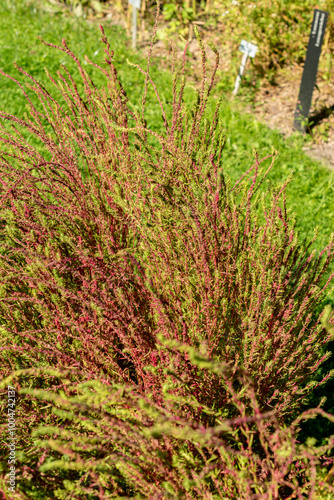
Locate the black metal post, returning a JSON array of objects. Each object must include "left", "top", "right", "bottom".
[{"left": 293, "top": 9, "right": 328, "bottom": 132}]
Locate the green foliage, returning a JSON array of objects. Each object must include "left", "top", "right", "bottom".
[
  {"left": 0, "top": 1, "right": 334, "bottom": 498},
  {"left": 1, "top": 359, "right": 334, "bottom": 498},
  {"left": 88, "top": 0, "right": 334, "bottom": 82},
  {"left": 163, "top": 0, "right": 334, "bottom": 79},
  {"left": 220, "top": 0, "right": 334, "bottom": 78},
  {"left": 34, "top": 0, "right": 334, "bottom": 81}
]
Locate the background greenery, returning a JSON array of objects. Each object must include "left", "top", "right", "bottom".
[{"left": 32, "top": 0, "right": 334, "bottom": 84}]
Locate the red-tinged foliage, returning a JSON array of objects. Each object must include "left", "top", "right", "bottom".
[{"left": 0, "top": 1, "right": 334, "bottom": 498}]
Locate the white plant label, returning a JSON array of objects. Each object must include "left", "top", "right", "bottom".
[
  {"left": 129, "top": 0, "right": 141, "bottom": 8},
  {"left": 129, "top": 0, "right": 141, "bottom": 49},
  {"left": 233, "top": 40, "right": 258, "bottom": 96},
  {"left": 239, "top": 40, "right": 258, "bottom": 58}
]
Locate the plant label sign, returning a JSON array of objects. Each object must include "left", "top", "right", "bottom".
[
  {"left": 129, "top": 0, "right": 141, "bottom": 8},
  {"left": 232, "top": 40, "right": 258, "bottom": 96},
  {"left": 293, "top": 9, "right": 329, "bottom": 132},
  {"left": 129, "top": 0, "right": 141, "bottom": 49},
  {"left": 239, "top": 40, "right": 258, "bottom": 59}
]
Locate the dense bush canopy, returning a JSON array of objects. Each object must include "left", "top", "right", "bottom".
[{"left": 0, "top": 1, "right": 334, "bottom": 498}]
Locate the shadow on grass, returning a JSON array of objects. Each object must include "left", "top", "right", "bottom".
[{"left": 307, "top": 104, "right": 334, "bottom": 133}]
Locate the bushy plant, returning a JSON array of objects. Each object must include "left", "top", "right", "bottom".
[{"left": 1, "top": 1, "right": 334, "bottom": 497}]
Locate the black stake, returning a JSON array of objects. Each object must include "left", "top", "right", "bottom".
[{"left": 293, "top": 9, "right": 329, "bottom": 133}]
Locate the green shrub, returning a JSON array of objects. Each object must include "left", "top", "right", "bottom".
[{"left": 0, "top": 1, "right": 334, "bottom": 498}]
